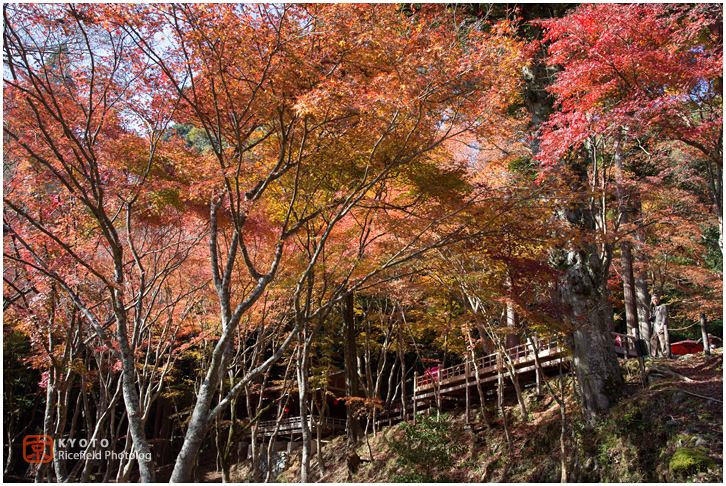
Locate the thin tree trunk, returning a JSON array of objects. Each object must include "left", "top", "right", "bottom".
[
  {"left": 297, "top": 341, "right": 312, "bottom": 482},
  {"left": 632, "top": 199, "right": 652, "bottom": 351},
  {"left": 621, "top": 242, "right": 639, "bottom": 337},
  {"left": 559, "top": 356, "right": 568, "bottom": 483},
  {"left": 501, "top": 351, "right": 527, "bottom": 422},
  {"left": 398, "top": 308, "right": 408, "bottom": 422},
  {"left": 505, "top": 301, "right": 520, "bottom": 350},
  {"left": 662, "top": 313, "right": 672, "bottom": 359},
  {"left": 614, "top": 129, "right": 639, "bottom": 341},
  {"left": 36, "top": 366, "right": 57, "bottom": 482},
  {"left": 497, "top": 354, "right": 513, "bottom": 449},
  {"left": 525, "top": 331, "right": 568, "bottom": 483},
  {"left": 467, "top": 329, "right": 491, "bottom": 428},
  {"left": 315, "top": 400, "right": 326, "bottom": 477},
  {"left": 220, "top": 393, "right": 237, "bottom": 483}
]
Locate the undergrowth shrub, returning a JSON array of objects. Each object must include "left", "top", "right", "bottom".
[{"left": 386, "top": 412, "right": 465, "bottom": 482}]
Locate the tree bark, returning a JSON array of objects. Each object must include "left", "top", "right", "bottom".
[
  {"left": 613, "top": 129, "right": 639, "bottom": 341},
  {"left": 634, "top": 277, "right": 652, "bottom": 352},
  {"left": 564, "top": 249, "right": 624, "bottom": 419},
  {"left": 398, "top": 309, "right": 408, "bottom": 422},
  {"left": 652, "top": 303, "right": 671, "bottom": 359},
  {"left": 632, "top": 200, "right": 652, "bottom": 351},
  {"left": 496, "top": 355, "right": 513, "bottom": 449},
  {"left": 662, "top": 311, "right": 672, "bottom": 359},
  {"left": 343, "top": 293, "right": 362, "bottom": 444},
  {"left": 501, "top": 351, "right": 528, "bottom": 422},
  {"left": 505, "top": 303, "right": 520, "bottom": 350},
  {"left": 297, "top": 349, "right": 312, "bottom": 483},
  {"left": 555, "top": 143, "right": 625, "bottom": 419},
  {"left": 116, "top": 309, "right": 156, "bottom": 482}
]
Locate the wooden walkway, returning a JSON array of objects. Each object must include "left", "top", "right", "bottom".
[
  {"left": 251, "top": 333, "right": 640, "bottom": 434},
  {"left": 409, "top": 332, "right": 640, "bottom": 422},
  {"left": 414, "top": 336, "right": 563, "bottom": 401}
]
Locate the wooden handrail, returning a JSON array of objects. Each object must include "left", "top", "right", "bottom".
[
  {"left": 417, "top": 336, "right": 560, "bottom": 388},
  {"left": 257, "top": 415, "right": 346, "bottom": 433},
  {"left": 415, "top": 332, "right": 639, "bottom": 392}
]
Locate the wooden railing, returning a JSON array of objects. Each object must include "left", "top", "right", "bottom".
[
  {"left": 415, "top": 333, "right": 638, "bottom": 391},
  {"left": 256, "top": 416, "right": 346, "bottom": 434},
  {"left": 416, "top": 336, "right": 561, "bottom": 389}
]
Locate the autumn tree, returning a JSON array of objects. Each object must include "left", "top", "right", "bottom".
[
  {"left": 91, "top": 4, "right": 529, "bottom": 480},
  {"left": 521, "top": 3, "right": 718, "bottom": 417},
  {"left": 4, "top": 5, "right": 209, "bottom": 481},
  {"left": 538, "top": 3, "right": 722, "bottom": 360}
]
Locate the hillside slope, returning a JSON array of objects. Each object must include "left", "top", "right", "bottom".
[{"left": 268, "top": 351, "right": 723, "bottom": 483}]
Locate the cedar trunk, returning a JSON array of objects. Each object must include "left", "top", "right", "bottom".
[
  {"left": 559, "top": 155, "right": 624, "bottom": 418},
  {"left": 613, "top": 130, "right": 639, "bottom": 340},
  {"left": 632, "top": 200, "right": 653, "bottom": 351},
  {"left": 343, "top": 293, "right": 362, "bottom": 443},
  {"left": 564, "top": 249, "right": 624, "bottom": 419},
  {"left": 506, "top": 303, "right": 520, "bottom": 350}
]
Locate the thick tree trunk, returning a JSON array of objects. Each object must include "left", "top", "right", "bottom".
[
  {"left": 559, "top": 147, "right": 624, "bottom": 419},
  {"left": 522, "top": 31, "right": 622, "bottom": 419},
  {"left": 343, "top": 293, "right": 362, "bottom": 444},
  {"left": 505, "top": 303, "right": 520, "bottom": 350},
  {"left": 562, "top": 247, "right": 624, "bottom": 419}
]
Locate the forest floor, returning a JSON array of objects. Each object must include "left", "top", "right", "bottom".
[{"left": 216, "top": 349, "right": 723, "bottom": 483}]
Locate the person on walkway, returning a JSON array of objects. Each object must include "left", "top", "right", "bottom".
[{"left": 650, "top": 296, "right": 671, "bottom": 358}]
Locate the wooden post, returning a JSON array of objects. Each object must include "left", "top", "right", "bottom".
[
  {"left": 465, "top": 359, "right": 471, "bottom": 425},
  {"left": 496, "top": 352, "right": 503, "bottom": 410},
  {"left": 413, "top": 372, "right": 418, "bottom": 425}
]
